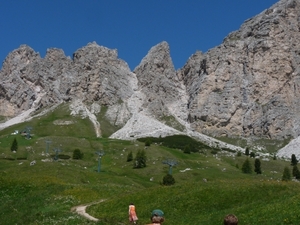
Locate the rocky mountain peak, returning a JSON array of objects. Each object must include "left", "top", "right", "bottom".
[
  {"left": 44, "top": 48, "right": 69, "bottom": 61},
  {"left": 73, "top": 41, "right": 118, "bottom": 64},
  {"left": 2, "top": 0, "right": 300, "bottom": 157},
  {"left": 1, "top": 45, "right": 40, "bottom": 75}
]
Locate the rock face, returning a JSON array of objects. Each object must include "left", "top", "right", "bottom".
[
  {"left": 178, "top": 0, "right": 300, "bottom": 140},
  {"left": 133, "top": 41, "right": 188, "bottom": 123},
  {"left": 1, "top": 0, "right": 300, "bottom": 145}
]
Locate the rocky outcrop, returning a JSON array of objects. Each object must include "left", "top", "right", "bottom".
[
  {"left": 0, "top": 42, "right": 136, "bottom": 125},
  {"left": 1, "top": 0, "right": 300, "bottom": 146},
  {"left": 134, "top": 41, "right": 188, "bottom": 124},
  {"left": 179, "top": 0, "right": 300, "bottom": 140}
]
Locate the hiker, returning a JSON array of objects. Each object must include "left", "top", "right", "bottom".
[
  {"left": 128, "top": 203, "right": 138, "bottom": 224},
  {"left": 147, "top": 209, "right": 164, "bottom": 225},
  {"left": 224, "top": 214, "right": 238, "bottom": 225}
]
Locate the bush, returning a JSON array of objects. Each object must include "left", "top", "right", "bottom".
[
  {"left": 291, "top": 154, "right": 298, "bottom": 166},
  {"left": 11, "top": 138, "right": 18, "bottom": 152},
  {"left": 282, "top": 166, "right": 291, "bottom": 181},
  {"left": 211, "top": 149, "right": 219, "bottom": 155},
  {"left": 242, "top": 158, "right": 252, "bottom": 174},
  {"left": 162, "top": 174, "right": 175, "bottom": 186},
  {"left": 127, "top": 151, "right": 133, "bottom": 162},
  {"left": 145, "top": 139, "right": 152, "bottom": 147},
  {"left": 245, "top": 147, "right": 250, "bottom": 156},
  {"left": 183, "top": 145, "right": 191, "bottom": 154},
  {"left": 254, "top": 158, "right": 262, "bottom": 174},
  {"left": 73, "top": 149, "right": 84, "bottom": 159},
  {"left": 292, "top": 165, "right": 300, "bottom": 179},
  {"left": 133, "top": 149, "right": 147, "bottom": 168},
  {"left": 137, "top": 135, "right": 212, "bottom": 152}
]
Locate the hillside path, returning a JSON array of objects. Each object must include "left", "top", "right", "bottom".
[{"left": 71, "top": 200, "right": 106, "bottom": 222}]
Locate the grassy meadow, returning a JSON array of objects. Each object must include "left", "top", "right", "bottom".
[{"left": 0, "top": 104, "right": 299, "bottom": 225}]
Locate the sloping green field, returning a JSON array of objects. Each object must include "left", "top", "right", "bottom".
[{"left": 0, "top": 104, "right": 298, "bottom": 225}]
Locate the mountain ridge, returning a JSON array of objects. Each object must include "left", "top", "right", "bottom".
[{"left": 1, "top": 0, "right": 299, "bottom": 158}]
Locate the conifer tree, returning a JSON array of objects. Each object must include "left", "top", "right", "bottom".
[
  {"left": 145, "top": 138, "right": 151, "bottom": 147},
  {"left": 282, "top": 166, "right": 291, "bottom": 181},
  {"left": 10, "top": 138, "right": 18, "bottom": 152},
  {"left": 254, "top": 158, "right": 262, "bottom": 174},
  {"left": 245, "top": 147, "right": 250, "bottom": 156},
  {"left": 133, "top": 149, "right": 147, "bottom": 168},
  {"left": 127, "top": 151, "right": 133, "bottom": 162},
  {"left": 292, "top": 165, "right": 300, "bottom": 179},
  {"left": 242, "top": 158, "right": 252, "bottom": 174},
  {"left": 162, "top": 174, "right": 175, "bottom": 186},
  {"left": 72, "top": 149, "right": 83, "bottom": 159},
  {"left": 291, "top": 154, "right": 298, "bottom": 166}
]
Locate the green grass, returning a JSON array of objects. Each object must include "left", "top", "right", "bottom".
[
  {"left": 216, "top": 136, "right": 291, "bottom": 153},
  {"left": 159, "top": 115, "right": 185, "bottom": 132},
  {"left": 0, "top": 104, "right": 299, "bottom": 225},
  {"left": 96, "top": 105, "right": 122, "bottom": 138}
]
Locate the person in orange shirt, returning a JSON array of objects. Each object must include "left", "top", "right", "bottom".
[{"left": 128, "top": 203, "right": 138, "bottom": 224}]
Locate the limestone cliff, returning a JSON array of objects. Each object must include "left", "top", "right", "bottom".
[
  {"left": 0, "top": 0, "right": 299, "bottom": 145},
  {"left": 179, "top": 0, "right": 300, "bottom": 140}
]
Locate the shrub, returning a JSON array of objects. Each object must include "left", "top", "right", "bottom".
[
  {"left": 282, "top": 166, "right": 291, "bottom": 181},
  {"left": 291, "top": 154, "right": 298, "bottom": 166},
  {"left": 162, "top": 174, "right": 175, "bottom": 186},
  {"left": 145, "top": 139, "right": 152, "bottom": 147},
  {"left": 11, "top": 138, "right": 18, "bottom": 152},
  {"left": 250, "top": 152, "right": 255, "bottom": 158},
  {"left": 133, "top": 149, "right": 147, "bottom": 168},
  {"left": 242, "top": 158, "right": 252, "bottom": 174},
  {"left": 292, "top": 165, "right": 300, "bottom": 179},
  {"left": 58, "top": 154, "right": 71, "bottom": 160},
  {"left": 254, "top": 158, "right": 262, "bottom": 174},
  {"left": 245, "top": 147, "right": 250, "bottom": 156},
  {"left": 73, "top": 149, "right": 84, "bottom": 159},
  {"left": 211, "top": 149, "right": 219, "bottom": 155},
  {"left": 127, "top": 151, "right": 133, "bottom": 162},
  {"left": 237, "top": 151, "right": 242, "bottom": 157},
  {"left": 137, "top": 135, "right": 212, "bottom": 152},
  {"left": 183, "top": 145, "right": 191, "bottom": 154}
]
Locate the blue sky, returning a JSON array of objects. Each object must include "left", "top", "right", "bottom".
[{"left": 1, "top": 0, "right": 278, "bottom": 70}]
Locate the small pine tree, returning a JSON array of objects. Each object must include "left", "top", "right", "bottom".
[
  {"left": 254, "top": 158, "right": 262, "bottom": 174},
  {"left": 291, "top": 154, "right": 298, "bottom": 166},
  {"left": 242, "top": 158, "right": 252, "bottom": 174},
  {"left": 73, "top": 149, "right": 83, "bottom": 159},
  {"left": 162, "top": 174, "right": 175, "bottom": 186},
  {"left": 292, "top": 165, "right": 300, "bottom": 179},
  {"left": 250, "top": 152, "right": 255, "bottom": 158},
  {"left": 134, "top": 149, "right": 147, "bottom": 168},
  {"left": 245, "top": 147, "right": 250, "bottom": 156},
  {"left": 10, "top": 138, "right": 18, "bottom": 152},
  {"left": 127, "top": 151, "right": 133, "bottom": 162},
  {"left": 145, "top": 138, "right": 151, "bottom": 147},
  {"left": 282, "top": 166, "right": 291, "bottom": 181},
  {"left": 273, "top": 154, "right": 277, "bottom": 160}
]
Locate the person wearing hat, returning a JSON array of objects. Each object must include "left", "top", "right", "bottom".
[{"left": 147, "top": 209, "right": 165, "bottom": 225}]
